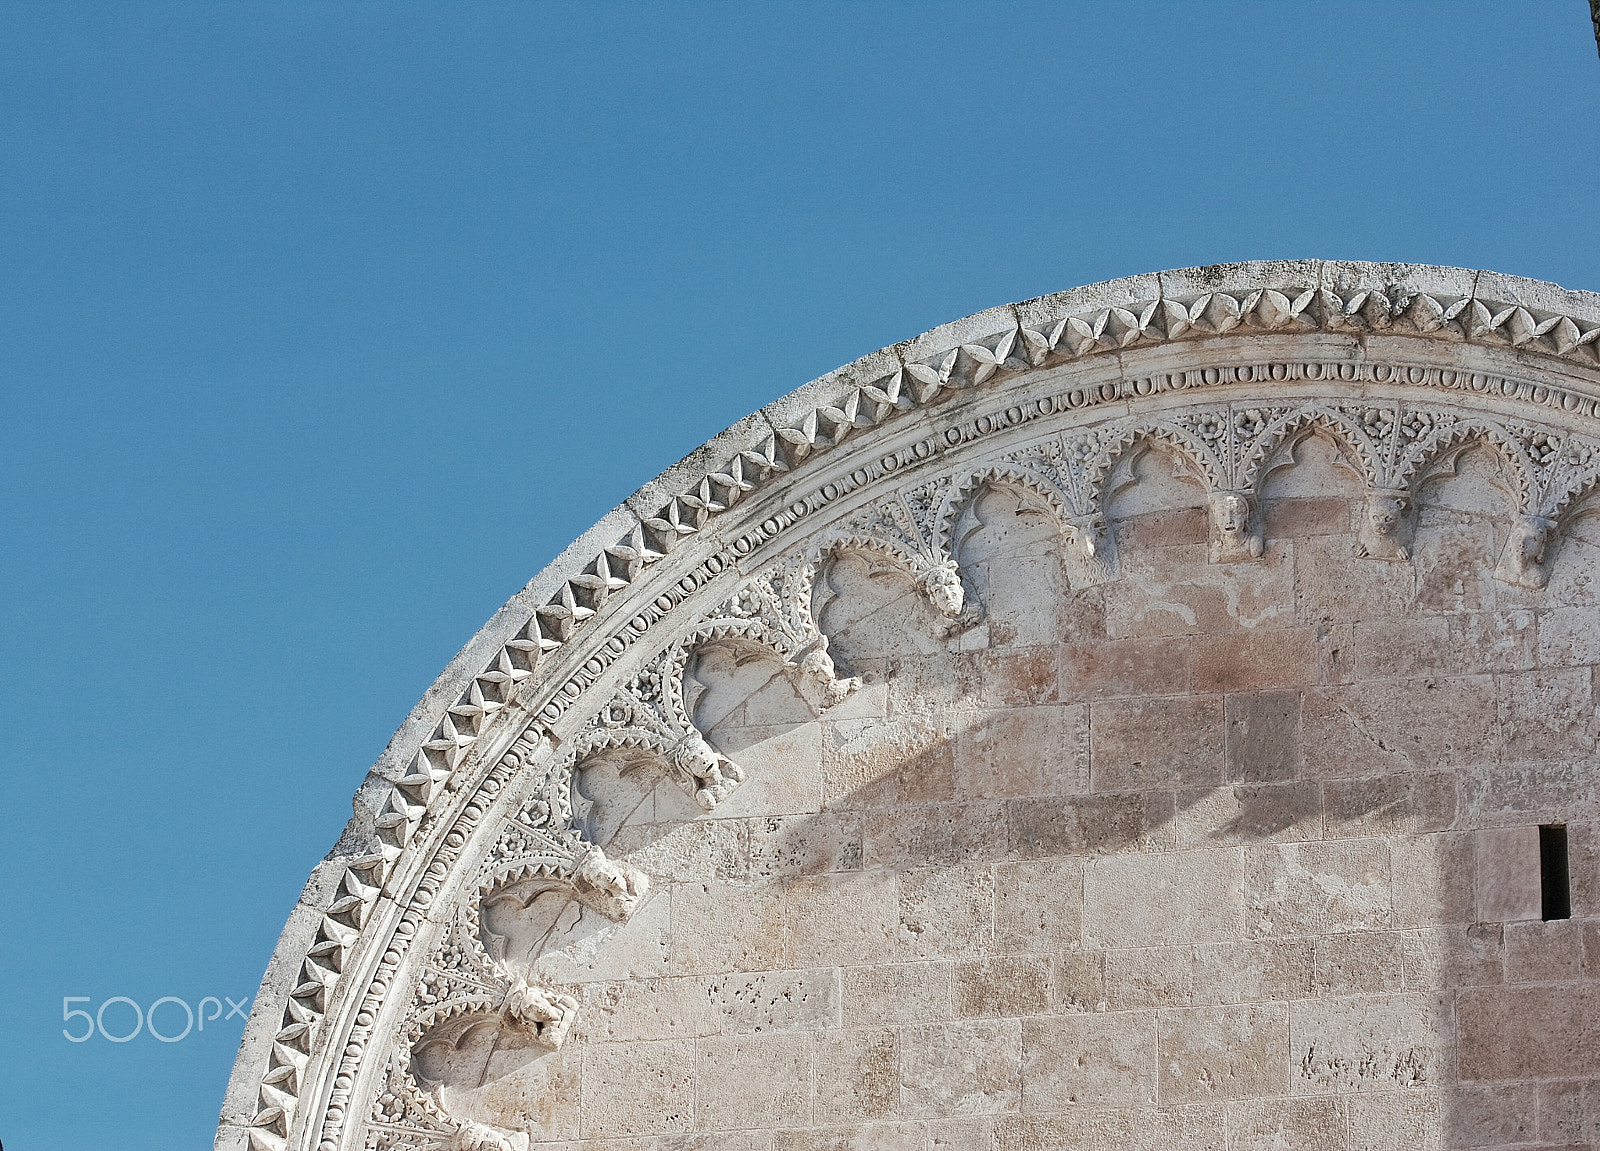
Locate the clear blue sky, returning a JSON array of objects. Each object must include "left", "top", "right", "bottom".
[{"left": 0, "top": 3, "right": 1595, "bottom": 1146}]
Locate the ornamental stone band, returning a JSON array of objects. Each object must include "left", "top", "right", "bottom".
[{"left": 219, "top": 262, "right": 1600, "bottom": 1151}]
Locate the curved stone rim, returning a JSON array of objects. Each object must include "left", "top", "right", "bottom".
[{"left": 217, "top": 260, "right": 1600, "bottom": 1147}]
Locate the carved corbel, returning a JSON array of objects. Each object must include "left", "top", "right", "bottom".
[
  {"left": 778, "top": 634, "right": 851, "bottom": 713},
  {"left": 914, "top": 557, "right": 967, "bottom": 620},
  {"left": 472, "top": 756, "right": 651, "bottom": 935},
  {"left": 1495, "top": 514, "right": 1558, "bottom": 589},
  {"left": 570, "top": 843, "right": 650, "bottom": 922},
  {"left": 1208, "top": 490, "right": 1264, "bottom": 564},
  {"left": 565, "top": 674, "right": 752, "bottom": 812},
  {"left": 452, "top": 1120, "right": 530, "bottom": 1151},
  {"left": 816, "top": 484, "right": 972, "bottom": 625},
  {"left": 708, "top": 560, "right": 862, "bottom": 716},
  {"left": 500, "top": 972, "right": 579, "bottom": 1050},
  {"left": 1356, "top": 487, "right": 1413, "bottom": 561},
  {"left": 1064, "top": 511, "right": 1117, "bottom": 585},
  {"left": 385, "top": 758, "right": 656, "bottom": 1149},
  {"left": 667, "top": 729, "right": 746, "bottom": 810},
  {"left": 816, "top": 546, "right": 974, "bottom": 635}
]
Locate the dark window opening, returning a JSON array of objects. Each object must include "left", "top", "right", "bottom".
[{"left": 1541, "top": 824, "right": 1571, "bottom": 921}]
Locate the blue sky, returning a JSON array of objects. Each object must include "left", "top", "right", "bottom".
[{"left": 0, "top": 2, "right": 1595, "bottom": 1146}]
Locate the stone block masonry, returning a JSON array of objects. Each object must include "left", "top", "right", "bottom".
[{"left": 219, "top": 263, "right": 1600, "bottom": 1151}]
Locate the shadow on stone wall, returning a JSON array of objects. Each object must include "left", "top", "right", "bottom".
[{"left": 419, "top": 429, "right": 1600, "bottom": 1148}]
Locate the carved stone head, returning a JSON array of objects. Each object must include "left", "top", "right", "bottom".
[
  {"left": 1069, "top": 513, "right": 1109, "bottom": 559},
  {"left": 786, "top": 634, "right": 858, "bottom": 713},
  {"left": 1367, "top": 493, "right": 1403, "bottom": 536},
  {"left": 797, "top": 642, "right": 836, "bottom": 683},
  {"left": 1208, "top": 490, "right": 1263, "bottom": 563},
  {"left": 1495, "top": 514, "right": 1557, "bottom": 589},
  {"left": 1357, "top": 488, "right": 1412, "bottom": 561},
  {"left": 1061, "top": 512, "right": 1117, "bottom": 586},
  {"left": 572, "top": 845, "right": 649, "bottom": 922},
  {"left": 500, "top": 978, "right": 579, "bottom": 1050},
  {"left": 1219, "top": 493, "right": 1250, "bottom": 535},
  {"left": 669, "top": 733, "right": 744, "bottom": 809},
  {"left": 453, "top": 1120, "right": 530, "bottom": 1151},
  {"left": 917, "top": 560, "right": 965, "bottom": 618}
]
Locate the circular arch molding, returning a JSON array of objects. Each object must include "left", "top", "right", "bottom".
[{"left": 218, "top": 261, "right": 1600, "bottom": 1151}]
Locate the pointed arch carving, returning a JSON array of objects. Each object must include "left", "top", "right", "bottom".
[
  {"left": 1240, "top": 404, "right": 1386, "bottom": 494},
  {"left": 809, "top": 483, "right": 967, "bottom": 624},
  {"left": 1397, "top": 417, "right": 1536, "bottom": 510},
  {"left": 935, "top": 461, "right": 1075, "bottom": 558},
  {"left": 1092, "top": 419, "right": 1229, "bottom": 500}
]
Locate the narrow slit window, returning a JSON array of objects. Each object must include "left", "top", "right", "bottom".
[{"left": 1541, "top": 824, "right": 1571, "bottom": 921}]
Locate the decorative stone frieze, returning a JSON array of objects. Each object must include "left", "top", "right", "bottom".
[{"left": 220, "top": 264, "right": 1600, "bottom": 1151}]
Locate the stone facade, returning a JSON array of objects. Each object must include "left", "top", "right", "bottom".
[{"left": 220, "top": 263, "right": 1600, "bottom": 1151}]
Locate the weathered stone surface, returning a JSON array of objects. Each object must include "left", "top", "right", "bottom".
[
  {"left": 900, "top": 1020, "right": 1021, "bottom": 1116},
  {"left": 1090, "top": 695, "right": 1225, "bottom": 790},
  {"left": 1176, "top": 781, "right": 1321, "bottom": 848},
  {"left": 1244, "top": 840, "right": 1393, "bottom": 937},
  {"left": 1223, "top": 691, "right": 1303, "bottom": 783},
  {"left": 953, "top": 956, "right": 1052, "bottom": 1019},
  {"left": 787, "top": 871, "right": 900, "bottom": 968},
  {"left": 1312, "top": 931, "right": 1404, "bottom": 997},
  {"left": 582, "top": 1040, "right": 696, "bottom": 1137},
  {"left": 841, "top": 961, "right": 950, "bottom": 1026},
  {"left": 1021, "top": 1013, "right": 1157, "bottom": 1108},
  {"left": 1156, "top": 1003, "right": 1288, "bottom": 1104},
  {"left": 1085, "top": 849, "right": 1246, "bottom": 947},
  {"left": 991, "top": 858, "right": 1082, "bottom": 953},
  {"left": 814, "top": 1028, "right": 899, "bottom": 1124},
  {"left": 897, "top": 865, "right": 994, "bottom": 959},
  {"left": 224, "top": 264, "right": 1600, "bottom": 1151},
  {"left": 1290, "top": 993, "right": 1454, "bottom": 1093},
  {"left": 1475, "top": 824, "right": 1542, "bottom": 923},
  {"left": 1458, "top": 986, "right": 1600, "bottom": 1081},
  {"left": 695, "top": 1033, "right": 814, "bottom": 1129},
  {"left": 1225, "top": 1096, "right": 1347, "bottom": 1151}
]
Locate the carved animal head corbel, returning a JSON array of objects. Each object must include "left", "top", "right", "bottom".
[
  {"left": 668, "top": 731, "right": 745, "bottom": 810},
  {"left": 452, "top": 1119, "right": 530, "bottom": 1151},
  {"left": 501, "top": 974, "right": 579, "bottom": 1050},
  {"left": 1064, "top": 512, "right": 1117, "bottom": 585},
  {"left": 1356, "top": 487, "right": 1413, "bottom": 561},
  {"left": 571, "top": 845, "right": 649, "bottom": 923},
  {"left": 1208, "top": 490, "right": 1264, "bottom": 564},
  {"left": 1495, "top": 514, "right": 1558, "bottom": 589}
]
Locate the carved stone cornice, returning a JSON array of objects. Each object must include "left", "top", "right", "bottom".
[{"left": 218, "top": 263, "right": 1600, "bottom": 1151}]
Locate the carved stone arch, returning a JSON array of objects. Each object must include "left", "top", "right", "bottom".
[
  {"left": 1240, "top": 404, "right": 1385, "bottom": 495},
  {"left": 935, "top": 460, "right": 1074, "bottom": 559},
  {"left": 1544, "top": 445, "right": 1600, "bottom": 525},
  {"left": 809, "top": 537, "right": 967, "bottom": 640},
  {"left": 220, "top": 263, "right": 1600, "bottom": 1151},
  {"left": 1092, "top": 419, "right": 1228, "bottom": 501},
  {"left": 933, "top": 459, "right": 1118, "bottom": 599},
  {"left": 814, "top": 531, "right": 926, "bottom": 580},
  {"left": 805, "top": 482, "right": 968, "bottom": 627},
  {"left": 1546, "top": 457, "right": 1600, "bottom": 593},
  {"left": 1093, "top": 422, "right": 1225, "bottom": 553},
  {"left": 1399, "top": 416, "right": 1539, "bottom": 512},
  {"left": 668, "top": 559, "right": 859, "bottom": 728},
  {"left": 1401, "top": 419, "right": 1555, "bottom": 588}
]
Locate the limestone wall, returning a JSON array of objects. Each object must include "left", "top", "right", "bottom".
[
  {"left": 221, "top": 264, "right": 1600, "bottom": 1151},
  {"left": 456, "top": 439, "right": 1600, "bottom": 1150}
]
